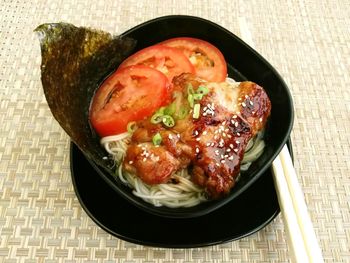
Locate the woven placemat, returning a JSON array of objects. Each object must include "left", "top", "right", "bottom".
[{"left": 1, "top": 0, "right": 349, "bottom": 262}]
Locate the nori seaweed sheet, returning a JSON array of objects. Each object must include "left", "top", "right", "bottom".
[{"left": 35, "top": 23, "right": 136, "bottom": 168}]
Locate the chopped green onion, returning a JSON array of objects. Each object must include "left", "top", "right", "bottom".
[
  {"left": 197, "top": 85, "right": 209, "bottom": 95},
  {"left": 150, "top": 113, "right": 164, "bottom": 124},
  {"left": 187, "top": 83, "right": 194, "bottom": 95},
  {"left": 157, "top": 106, "right": 166, "bottom": 115},
  {"left": 152, "top": 133, "right": 162, "bottom": 146},
  {"left": 188, "top": 94, "right": 194, "bottom": 108},
  {"left": 193, "top": 103, "right": 201, "bottom": 119},
  {"left": 193, "top": 93, "right": 203, "bottom": 100},
  {"left": 174, "top": 106, "right": 188, "bottom": 120},
  {"left": 162, "top": 115, "right": 175, "bottom": 127},
  {"left": 127, "top": 121, "right": 137, "bottom": 134},
  {"left": 164, "top": 103, "right": 176, "bottom": 116}
]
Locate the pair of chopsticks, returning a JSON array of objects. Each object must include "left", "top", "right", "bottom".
[
  {"left": 272, "top": 145, "right": 324, "bottom": 262},
  {"left": 238, "top": 18, "right": 324, "bottom": 262}
]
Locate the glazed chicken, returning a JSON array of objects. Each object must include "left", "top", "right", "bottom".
[{"left": 123, "top": 73, "right": 271, "bottom": 198}]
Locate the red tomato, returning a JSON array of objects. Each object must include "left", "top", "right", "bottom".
[
  {"left": 117, "top": 45, "right": 195, "bottom": 82},
  {"left": 90, "top": 65, "right": 170, "bottom": 136},
  {"left": 160, "top": 37, "right": 227, "bottom": 82}
]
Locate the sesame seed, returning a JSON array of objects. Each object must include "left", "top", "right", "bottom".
[
  {"left": 215, "top": 150, "right": 219, "bottom": 155},
  {"left": 252, "top": 111, "right": 255, "bottom": 114},
  {"left": 103, "top": 156, "right": 108, "bottom": 160},
  {"left": 245, "top": 95, "right": 249, "bottom": 98},
  {"left": 206, "top": 142, "right": 211, "bottom": 147},
  {"left": 129, "top": 160, "right": 133, "bottom": 164},
  {"left": 222, "top": 120, "right": 226, "bottom": 125},
  {"left": 203, "top": 112, "right": 207, "bottom": 116},
  {"left": 177, "top": 133, "right": 181, "bottom": 138},
  {"left": 233, "top": 115, "right": 237, "bottom": 119},
  {"left": 216, "top": 163, "right": 220, "bottom": 167},
  {"left": 238, "top": 98, "right": 242, "bottom": 101},
  {"left": 168, "top": 134, "right": 173, "bottom": 139},
  {"left": 155, "top": 156, "right": 160, "bottom": 161},
  {"left": 242, "top": 102, "right": 246, "bottom": 107},
  {"left": 194, "top": 130, "right": 199, "bottom": 136},
  {"left": 228, "top": 156, "right": 234, "bottom": 160},
  {"left": 234, "top": 148, "right": 238, "bottom": 152},
  {"left": 196, "top": 137, "right": 201, "bottom": 141},
  {"left": 229, "top": 144, "right": 234, "bottom": 149},
  {"left": 210, "top": 142, "right": 215, "bottom": 147},
  {"left": 228, "top": 134, "right": 232, "bottom": 138},
  {"left": 236, "top": 140, "right": 240, "bottom": 144},
  {"left": 249, "top": 101, "right": 254, "bottom": 106},
  {"left": 259, "top": 117, "right": 263, "bottom": 122},
  {"left": 235, "top": 122, "right": 239, "bottom": 127},
  {"left": 143, "top": 157, "right": 147, "bottom": 162},
  {"left": 237, "top": 132, "right": 241, "bottom": 136},
  {"left": 226, "top": 148, "right": 231, "bottom": 152},
  {"left": 221, "top": 160, "right": 225, "bottom": 164},
  {"left": 196, "top": 148, "right": 200, "bottom": 153},
  {"left": 222, "top": 133, "right": 226, "bottom": 137},
  {"left": 203, "top": 131, "right": 207, "bottom": 135}
]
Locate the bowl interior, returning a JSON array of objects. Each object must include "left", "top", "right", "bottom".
[{"left": 86, "top": 15, "right": 294, "bottom": 218}]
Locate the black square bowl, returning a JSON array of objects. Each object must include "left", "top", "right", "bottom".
[{"left": 86, "top": 15, "right": 294, "bottom": 218}]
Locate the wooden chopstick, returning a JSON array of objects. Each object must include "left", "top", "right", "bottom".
[
  {"left": 272, "top": 154, "right": 309, "bottom": 262},
  {"left": 238, "top": 17, "right": 324, "bottom": 262},
  {"left": 272, "top": 146, "right": 324, "bottom": 262}
]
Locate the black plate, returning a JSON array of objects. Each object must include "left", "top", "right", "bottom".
[
  {"left": 70, "top": 139, "right": 293, "bottom": 248},
  {"left": 85, "top": 15, "right": 294, "bottom": 218}
]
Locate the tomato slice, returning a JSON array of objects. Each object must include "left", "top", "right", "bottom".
[
  {"left": 90, "top": 65, "right": 170, "bottom": 136},
  {"left": 160, "top": 37, "right": 227, "bottom": 82},
  {"left": 117, "top": 45, "right": 195, "bottom": 82}
]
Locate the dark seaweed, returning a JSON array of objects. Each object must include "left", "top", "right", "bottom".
[{"left": 35, "top": 23, "right": 136, "bottom": 168}]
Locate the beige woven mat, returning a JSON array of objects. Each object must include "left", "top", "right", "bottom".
[{"left": 1, "top": 0, "right": 349, "bottom": 262}]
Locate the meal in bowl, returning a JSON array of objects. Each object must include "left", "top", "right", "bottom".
[
  {"left": 89, "top": 38, "right": 271, "bottom": 208},
  {"left": 35, "top": 18, "right": 290, "bottom": 217}
]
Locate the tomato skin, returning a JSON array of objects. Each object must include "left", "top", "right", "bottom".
[
  {"left": 160, "top": 37, "right": 227, "bottom": 82},
  {"left": 117, "top": 45, "right": 195, "bottom": 82},
  {"left": 90, "top": 65, "right": 170, "bottom": 137}
]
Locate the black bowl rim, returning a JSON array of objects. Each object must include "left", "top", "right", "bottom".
[{"left": 85, "top": 15, "right": 294, "bottom": 218}]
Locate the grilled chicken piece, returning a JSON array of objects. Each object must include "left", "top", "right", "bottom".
[
  {"left": 123, "top": 142, "right": 180, "bottom": 185},
  {"left": 186, "top": 77, "right": 271, "bottom": 198},
  {"left": 124, "top": 122, "right": 194, "bottom": 184},
  {"left": 123, "top": 73, "right": 271, "bottom": 198}
]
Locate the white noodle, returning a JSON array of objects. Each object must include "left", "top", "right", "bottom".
[{"left": 101, "top": 131, "right": 265, "bottom": 208}]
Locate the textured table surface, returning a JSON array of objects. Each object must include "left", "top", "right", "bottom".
[{"left": 1, "top": 0, "right": 350, "bottom": 262}]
